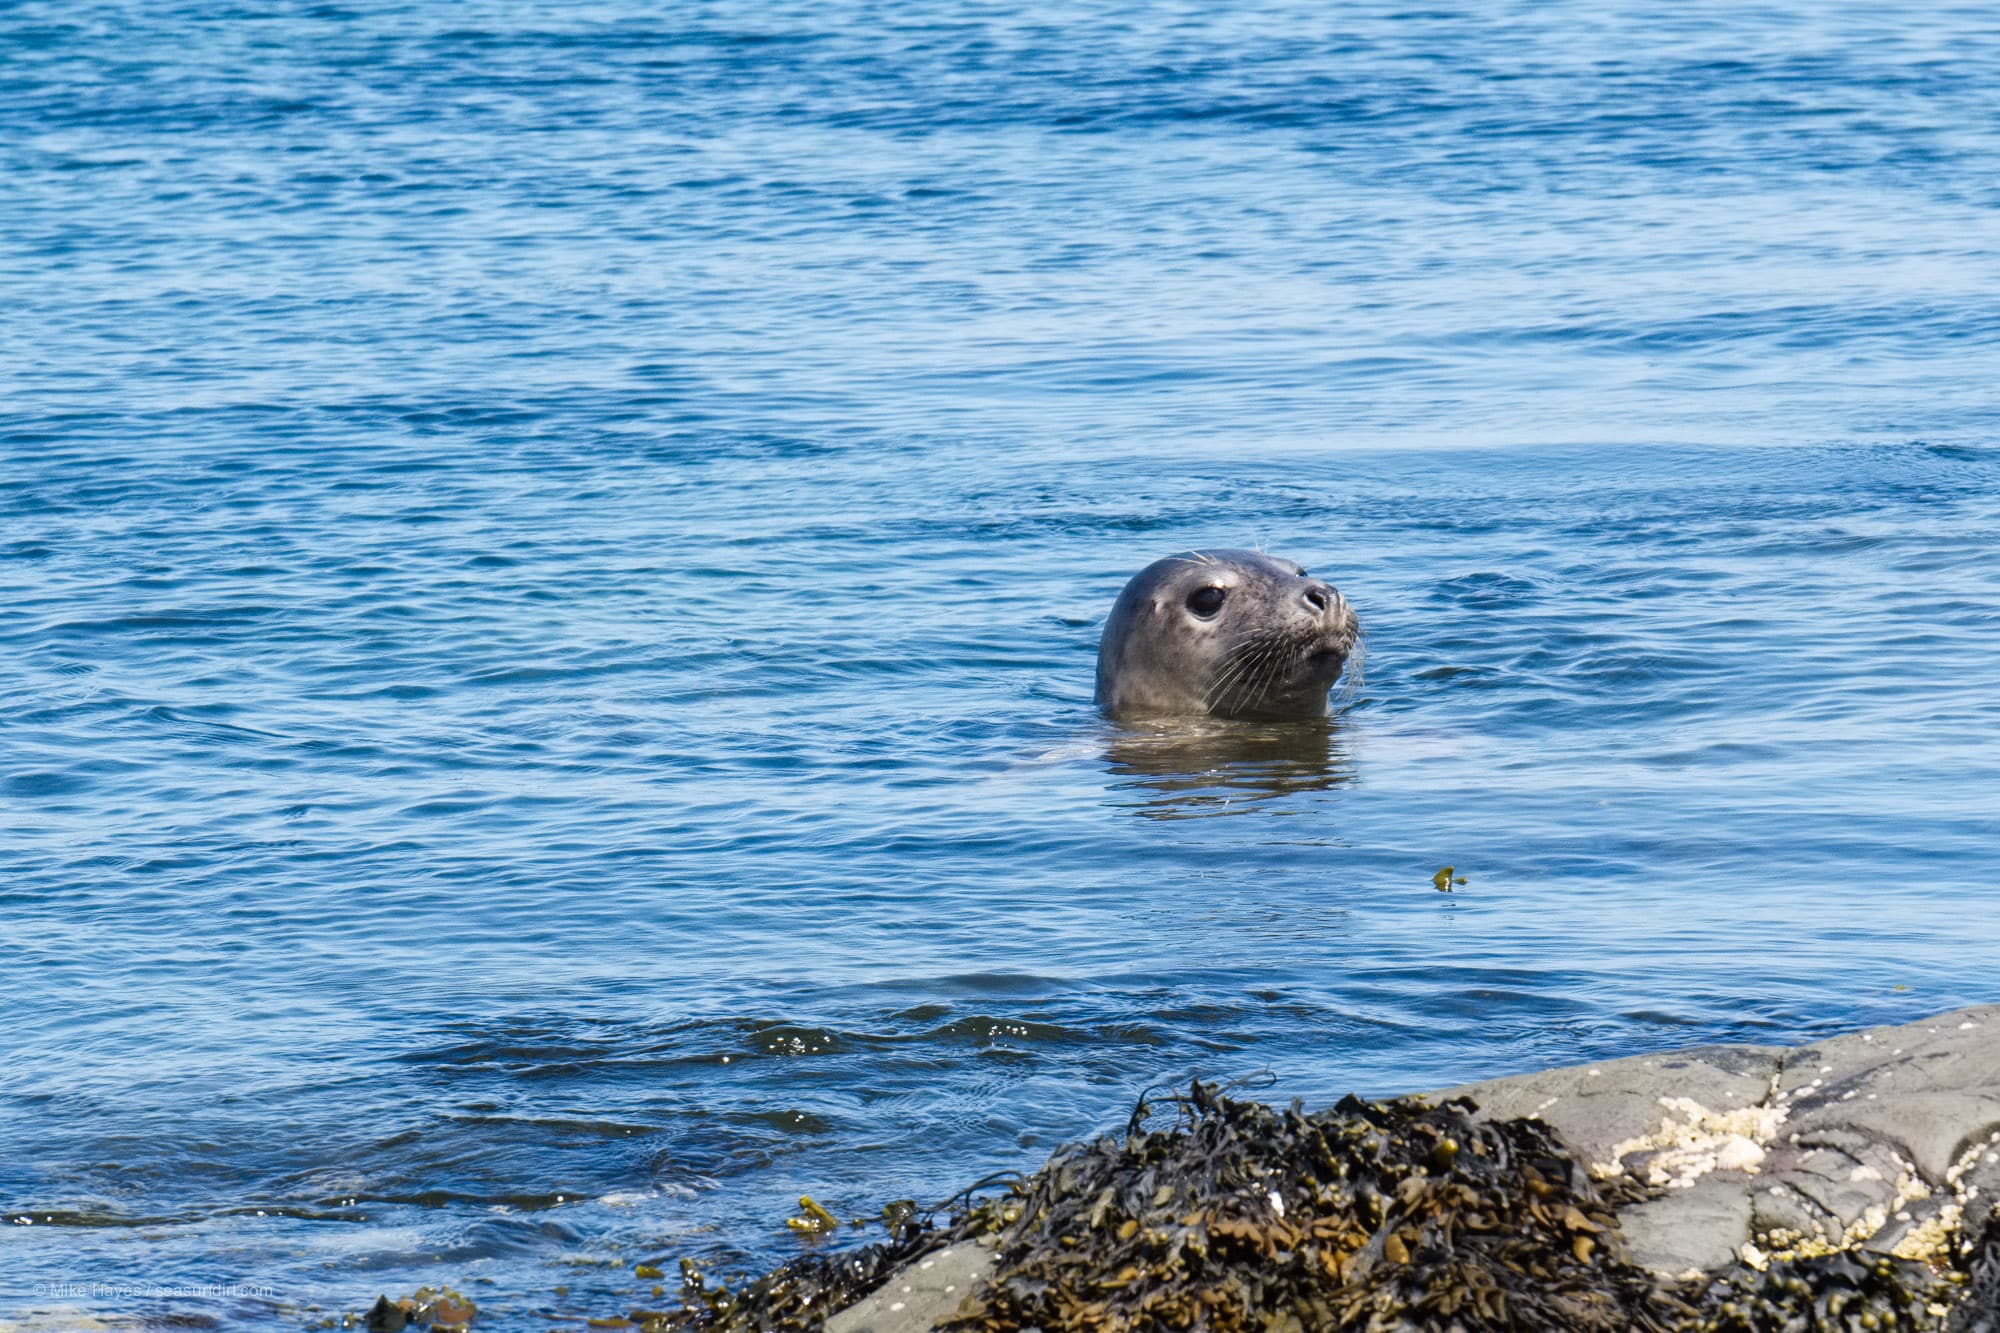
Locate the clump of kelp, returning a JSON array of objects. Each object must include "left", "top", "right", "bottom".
[
  {"left": 1693, "top": 1251, "right": 1969, "bottom": 1333},
  {"left": 653, "top": 1196, "right": 970, "bottom": 1332},
  {"left": 946, "top": 1082, "right": 1677, "bottom": 1332},
  {"left": 1946, "top": 1213, "right": 2000, "bottom": 1333},
  {"left": 629, "top": 1081, "right": 1988, "bottom": 1333}
]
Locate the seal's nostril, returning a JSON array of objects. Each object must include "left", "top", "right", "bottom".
[{"left": 1303, "top": 586, "right": 1330, "bottom": 613}]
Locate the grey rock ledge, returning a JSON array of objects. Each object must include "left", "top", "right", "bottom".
[{"left": 832, "top": 1003, "right": 2000, "bottom": 1332}]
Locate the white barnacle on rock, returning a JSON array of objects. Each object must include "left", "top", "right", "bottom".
[
  {"left": 1761, "top": 1225, "right": 1804, "bottom": 1250},
  {"left": 1713, "top": 1137, "right": 1765, "bottom": 1173},
  {"left": 1872, "top": 1133, "right": 2000, "bottom": 1264},
  {"left": 1892, "top": 1202, "right": 1963, "bottom": 1262},
  {"left": 1754, "top": 1223, "right": 1843, "bottom": 1264},
  {"left": 1847, "top": 1204, "right": 1891, "bottom": 1247},
  {"left": 1893, "top": 1161, "right": 1928, "bottom": 1210},
  {"left": 1947, "top": 1132, "right": 2000, "bottom": 1189},
  {"left": 1592, "top": 1095, "right": 1785, "bottom": 1187},
  {"left": 1829, "top": 1164, "right": 1937, "bottom": 1250}
]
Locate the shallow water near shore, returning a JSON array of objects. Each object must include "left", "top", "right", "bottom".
[{"left": 5, "top": 1, "right": 2000, "bottom": 1327}]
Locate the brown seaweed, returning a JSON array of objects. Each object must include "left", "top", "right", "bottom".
[
  {"left": 628, "top": 1081, "right": 1986, "bottom": 1332},
  {"left": 947, "top": 1081, "right": 1684, "bottom": 1332},
  {"left": 1687, "top": 1250, "right": 1961, "bottom": 1332}
]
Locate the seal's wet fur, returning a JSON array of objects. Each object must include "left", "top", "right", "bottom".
[{"left": 1096, "top": 550, "right": 1359, "bottom": 719}]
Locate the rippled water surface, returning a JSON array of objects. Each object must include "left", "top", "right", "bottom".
[{"left": 6, "top": 1, "right": 2000, "bottom": 1326}]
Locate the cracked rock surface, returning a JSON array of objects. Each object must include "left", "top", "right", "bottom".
[
  {"left": 831, "top": 1004, "right": 2000, "bottom": 1331},
  {"left": 1444, "top": 1003, "right": 2000, "bottom": 1277}
]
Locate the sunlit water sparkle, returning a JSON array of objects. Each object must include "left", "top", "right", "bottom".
[{"left": 4, "top": 2, "right": 2000, "bottom": 1327}]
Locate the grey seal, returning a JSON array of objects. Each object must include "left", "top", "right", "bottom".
[{"left": 1095, "top": 550, "right": 1360, "bottom": 719}]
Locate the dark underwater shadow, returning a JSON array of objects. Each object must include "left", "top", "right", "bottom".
[{"left": 1099, "top": 714, "right": 1355, "bottom": 820}]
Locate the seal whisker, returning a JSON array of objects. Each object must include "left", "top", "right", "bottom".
[
  {"left": 1204, "top": 630, "right": 1289, "bottom": 709},
  {"left": 1203, "top": 640, "right": 1270, "bottom": 709},
  {"left": 1250, "top": 632, "right": 1304, "bottom": 703},
  {"left": 1232, "top": 636, "right": 1280, "bottom": 704},
  {"left": 1334, "top": 632, "right": 1367, "bottom": 706},
  {"left": 1222, "top": 631, "right": 1296, "bottom": 710}
]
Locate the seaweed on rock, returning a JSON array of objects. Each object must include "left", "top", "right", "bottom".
[
  {"left": 1688, "top": 1250, "right": 1962, "bottom": 1333},
  {"left": 1950, "top": 1213, "right": 2000, "bottom": 1333},
  {"left": 637, "top": 1081, "right": 1990, "bottom": 1332},
  {"left": 651, "top": 1200, "right": 973, "bottom": 1332},
  {"left": 945, "top": 1080, "right": 1687, "bottom": 1332}
]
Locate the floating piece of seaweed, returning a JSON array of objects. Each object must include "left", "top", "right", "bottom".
[
  {"left": 786, "top": 1195, "right": 842, "bottom": 1234},
  {"left": 630, "top": 1083, "right": 1987, "bottom": 1332}
]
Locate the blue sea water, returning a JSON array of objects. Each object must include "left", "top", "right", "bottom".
[{"left": 4, "top": 1, "right": 2000, "bottom": 1326}]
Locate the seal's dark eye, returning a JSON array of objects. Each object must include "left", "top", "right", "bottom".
[{"left": 1186, "top": 586, "right": 1227, "bottom": 617}]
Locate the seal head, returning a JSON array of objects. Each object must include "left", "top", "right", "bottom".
[{"left": 1095, "top": 550, "right": 1360, "bottom": 719}]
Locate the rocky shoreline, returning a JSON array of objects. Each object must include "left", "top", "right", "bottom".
[
  {"left": 348, "top": 1005, "right": 2000, "bottom": 1332},
  {"left": 814, "top": 1004, "right": 2000, "bottom": 1333}
]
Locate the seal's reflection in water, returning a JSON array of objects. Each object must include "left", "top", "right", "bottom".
[{"left": 1102, "top": 715, "right": 1355, "bottom": 820}]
